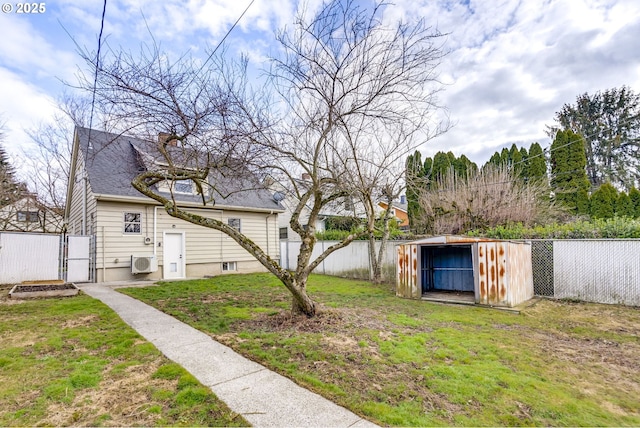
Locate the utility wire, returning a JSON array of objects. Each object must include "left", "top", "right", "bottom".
[
  {"left": 413, "top": 115, "right": 640, "bottom": 193},
  {"left": 87, "top": 0, "right": 108, "bottom": 149},
  {"left": 185, "top": 0, "right": 256, "bottom": 90}
]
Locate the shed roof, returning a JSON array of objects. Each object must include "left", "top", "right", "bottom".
[{"left": 405, "top": 235, "right": 528, "bottom": 245}]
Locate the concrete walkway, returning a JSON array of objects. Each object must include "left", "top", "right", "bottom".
[{"left": 78, "top": 283, "right": 378, "bottom": 428}]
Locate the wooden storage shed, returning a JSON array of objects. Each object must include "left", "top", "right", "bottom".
[{"left": 396, "top": 236, "right": 533, "bottom": 308}]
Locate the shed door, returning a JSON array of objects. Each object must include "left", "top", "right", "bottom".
[{"left": 424, "top": 246, "right": 474, "bottom": 292}]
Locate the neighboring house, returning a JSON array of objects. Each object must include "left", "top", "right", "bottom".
[
  {"left": 267, "top": 175, "right": 367, "bottom": 240},
  {"left": 65, "top": 127, "right": 284, "bottom": 282},
  {"left": 0, "top": 194, "right": 63, "bottom": 233},
  {"left": 378, "top": 197, "right": 409, "bottom": 229}
]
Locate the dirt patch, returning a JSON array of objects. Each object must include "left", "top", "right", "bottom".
[
  {"left": 40, "top": 358, "right": 170, "bottom": 427},
  {"left": 61, "top": 315, "right": 100, "bottom": 329}
]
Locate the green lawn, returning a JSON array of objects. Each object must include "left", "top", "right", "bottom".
[
  {"left": 122, "top": 273, "right": 640, "bottom": 427},
  {"left": 0, "top": 286, "right": 248, "bottom": 427}
]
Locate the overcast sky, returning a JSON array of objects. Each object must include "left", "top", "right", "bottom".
[{"left": 1, "top": 0, "right": 639, "bottom": 173}]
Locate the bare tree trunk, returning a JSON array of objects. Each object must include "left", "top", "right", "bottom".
[{"left": 287, "top": 276, "right": 316, "bottom": 317}]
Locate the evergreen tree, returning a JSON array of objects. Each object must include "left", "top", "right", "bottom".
[
  {"left": 590, "top": 182, "right": 617, "bottom": 219},
  {"left": 509, "top": 144, "right": 523, "bottom": 175},
  {"left": 553, "top": 86, "right": 640, "bottom": 188},
  {"left": 629, "top": 186, "right": 640, "bottom": 218},
  {"left": 550, "top": 130, "right": 590, "bottom": 213},
  {"left": 518, "top": 147, "right": 529, "bottom": 177},
  {"left": 0, "top": 140, "right": 24, "bottom": 207},
  {"left": 527, "top": 142, "right": 547, "bottom": 180},
  {"left": 500, "top": 147, "right": 510, "bottom": 166},
  {"left": 423, "top": 156, "right": 433, "bottom": 188},
  {"left": 615, "top": 192, "right": 634, "bottom": 217},
  {"left": 405, "top": 151, "right": 424, "bottom": 231},
  {"left": 432, "top": 151, "right": 452, "bottom": 181},
  {"left": 453, "top": 154, "right": 477, "bottom": 179},
  {"left": 487, "top": 152, "right": 502, "bottom": 169}
]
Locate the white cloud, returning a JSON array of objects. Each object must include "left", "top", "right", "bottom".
[
  {"left": 0, "top": 68, "right": 58, "bottom": 160},
  {"left": 1, "top": 0, "right": 639, "bottom": 173}
]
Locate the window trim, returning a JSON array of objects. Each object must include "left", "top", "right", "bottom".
[{"left": 123, "top": 212, "right": 142, "bottom": 235}]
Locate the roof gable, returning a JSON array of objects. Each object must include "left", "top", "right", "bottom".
[{"left": 73, "top": 127, "right": 283, "bottom": 212}]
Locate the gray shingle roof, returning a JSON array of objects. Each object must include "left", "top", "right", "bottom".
[{"left": 76, "top": 127, "right": 283, "bottom": 211}]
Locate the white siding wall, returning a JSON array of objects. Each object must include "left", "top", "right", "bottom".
[
  {"left": 67, "top": 153, "right": 98, "bottom": 235},
  {"left": 95, "top": 201, "right": 279, "bottom": 280}
]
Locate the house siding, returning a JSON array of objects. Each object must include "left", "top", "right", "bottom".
[
  {"left": 93, "top": 200, "right": 279, "bottom": 281},
  {"left": 67, "top": 153, "right": 98, "bottom": 235}
]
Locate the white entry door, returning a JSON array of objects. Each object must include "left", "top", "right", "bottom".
[{"left": 163, "top": 231, "right": 185, "bottom": 279}]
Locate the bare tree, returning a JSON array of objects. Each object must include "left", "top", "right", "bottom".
[
  {"left": 82, "top": 0, "right": 448, "bottom": 316},
  {"left": 23, "top": 104, "right": 81, "bottom": 212},
  {"left": 418, "top": 166, "right": 561, "bottom": 234}
]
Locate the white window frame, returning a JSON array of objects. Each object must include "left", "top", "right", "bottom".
[
  {"left": 228, "top": 218, "right": 241, "bottom": 232},
  {"left": 123, "top": 212, "right": 142, "bottom": 234},
  {"left": 222, "top": 261, "right": 237, "bottom": 271}
]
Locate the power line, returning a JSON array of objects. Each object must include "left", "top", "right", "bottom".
[
  {"left": 186, "top": 0, "right": 256, "bottom": 89},
  {"left": 87, "top": 0, "right": 108, "bottom": 149}
]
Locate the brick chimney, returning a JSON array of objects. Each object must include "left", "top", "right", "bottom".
[{"left": 158, "top": 132, "right": 178, "bottom": 146}]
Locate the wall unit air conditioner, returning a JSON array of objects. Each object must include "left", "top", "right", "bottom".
[{"left": 131, "top": 254, "right": 158, "bottom": 274}]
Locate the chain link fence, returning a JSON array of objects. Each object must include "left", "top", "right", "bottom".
[
  {"left": 530, "top": 239, "right": 640, "bottom": 306},
  {"left": 531, "top": 240, "right": 554, "bottom": 297}
]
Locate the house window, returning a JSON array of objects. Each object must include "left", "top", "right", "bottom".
[
  {"left": 174, "top": 181, "right": 193, "bottom": 194},
  {"left": 158, "top": 180, "right": 194, "bottom": 194},
  {"left": 222, "top": 261, "right": 237, "bottom": 271},
  {"left": 228, "top": 218, "right": 241, "bottom": 232},
  {"left": 344, "top": 197, "right": 353, "bottom": 211},
  {"left": 279, "top": 227, "right": 288, "bottom": 239},
  {"left": 17, "top": 211, "right": 39, "bottom": 222},
  {"left": 123, "top": 212, "right": 142, "bottom": 234}
]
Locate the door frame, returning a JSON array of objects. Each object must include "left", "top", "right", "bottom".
[{"left": 162, "top": 230, "right": 186, "bottom": 279}]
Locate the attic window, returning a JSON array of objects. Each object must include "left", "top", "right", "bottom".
[
  {"left": 174, "top": 181, "right": 193, "bottom": 194},
  {"left": 17, "top": 211, "right": 39, "bottom": 222},
  {"left": 123, "top": 212, "right": 142, "bottom": 234},
  {"left": 158, "top": 180, "right": 194, "bottom": 195}
]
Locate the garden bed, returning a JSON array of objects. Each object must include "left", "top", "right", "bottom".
[{"left": 9, "top": 281, "right": 79, "bottom": 299}]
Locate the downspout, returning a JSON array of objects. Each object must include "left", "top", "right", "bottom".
[
  {"left": 102, "top": 226, "right": 106, "bottom": 282},
  {"left": 82, "top": 171, "right": 87, "bottom": 235},
  {"left": 265, "top": 211, "right": 275, "bottom": 257}
]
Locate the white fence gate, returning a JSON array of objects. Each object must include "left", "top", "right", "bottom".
[
  {"left": 0, "top": 232, "right": 94, "bottom": 284},
  {"left": 66, "top": 235, "right": 92, "bottom": 283}
]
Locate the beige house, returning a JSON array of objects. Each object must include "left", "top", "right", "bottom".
[
  {"left": 0, "top": 194, "right": 63, "bottom": 233},
  {"left": 65, "top": 127, "right": 284, "bottom": 282},
  {"left": 266, "top": 175, "right": 367, "bottom": 241}
]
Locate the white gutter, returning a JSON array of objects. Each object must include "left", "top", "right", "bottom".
[{"left": 93, "top": 194, "right": 284, "bottom": 214}]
